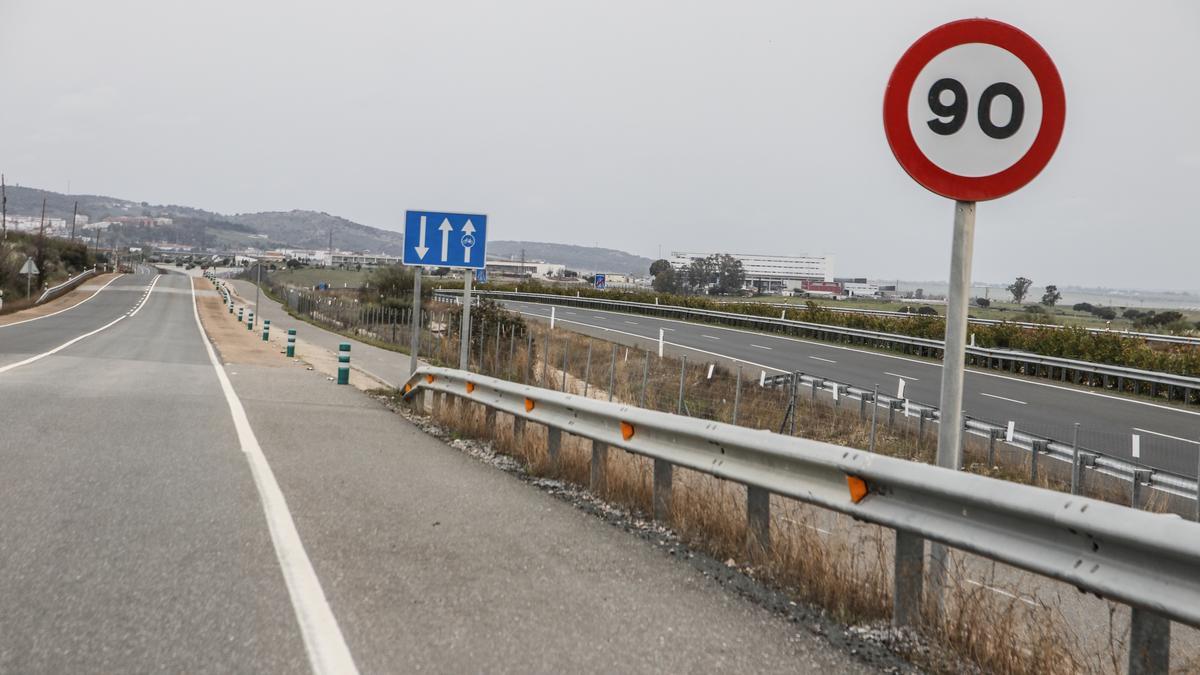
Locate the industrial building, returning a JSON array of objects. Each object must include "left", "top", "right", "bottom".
[
  {"left": 668, "top": 252, "right": 833, "bottom": 293},
  {"left": 485, "top": 259, "right": 566, "bottom": 278}
]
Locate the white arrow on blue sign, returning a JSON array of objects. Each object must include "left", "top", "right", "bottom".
[{"left": 402, "top": 210, "right": 488, "bottom": 269}]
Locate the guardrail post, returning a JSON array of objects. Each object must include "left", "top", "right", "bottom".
[
  {"left": 546, "top": 427, "right": 561, "bottom": 471},
  {"left": 746, "top": 486, "right": 770, "bottom": 560},
  {"left": 1070, "top": 423, "right": 1081, "bottom": 495},
  {"left": 987, "top": 429, "right": 999, "bottom": 466},
  {"left": 653, "top": 459, "right": 673, "bottom": 522},
  {"left": 590, "top": 440, "right": 608, "bottom": 493},
  {"left": 286, "top": 328, "right": 296, "bottom": 358},
  {"left": 1131, "top": 470, "right": 1151, "bottom": 509},
  {"left": 484, "top": 406, "right": 497, "bottom": 433},
  {"left": 917, "top": 410, "right": 927, "bottom": 439},
  {"left": 262, "top": 319, "right": 270, "bottom": 342},
  {"left": 1128, "top": 607, "right": 1170, "bottom": 675},
  {"left": 337, "top": 342, "right": 350, "bottom": 385},
  {"left": 1030, "top": 440, "right": 1043, "bottom": 483},
  {"left": 888, "top": 400, "right": 899, "bottom": 430},
  {"left": 858, "top": 390, "right": 868, "bottom": 420},
  {"left": 892, "top": 529, "right": 924, "bottom": 628}
]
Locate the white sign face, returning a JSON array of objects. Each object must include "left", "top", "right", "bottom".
[{"left": 906, "top": 43, "right": 1044, "bottom": 178}]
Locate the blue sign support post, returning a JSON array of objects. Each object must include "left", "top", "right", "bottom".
[{"left": 403, "top": 210, "right": 489, "bottom": 371}]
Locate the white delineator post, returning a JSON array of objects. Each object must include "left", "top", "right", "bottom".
[
  {"left": 928, "top": 199, "right": 977, "bottom": 610},
  {"left": 658, "top": 328, "right": 664, "bottom": 358}
]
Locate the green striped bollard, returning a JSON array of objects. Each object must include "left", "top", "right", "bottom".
[
  {"left": 247, "top": 311, "right": 255, "bottom": 330},
  {"left": 286, "top": 329, "right": 296, "bottom": 358},
  {"left": 262, "top": 319, "right": 270, "bottom": 341},
  {"left": 237, "top": 307, "right": 244, "bottom": 323},
  {"left": 337, "top": 342, "right": 350, "bottom": 385}
]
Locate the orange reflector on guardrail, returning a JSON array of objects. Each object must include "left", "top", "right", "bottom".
[
  {"left": 620, "top": 421, "right": 635, "bottom": 440},
  {"left": 846, "top": 475, "right": 868, "bottom": 503},
  {"left": 525, "top": 397, "right": 536, "bottom": 412},
  {"left": 466, "top": 382, "right": 475, "bottom": 393},
  {"left": 404, "top": 384, "right": 412, "bottom": 394},
  {"left": 426, "top": 374, "right": 435, "bottom": 384}
]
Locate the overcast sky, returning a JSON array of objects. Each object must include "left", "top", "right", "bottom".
[{"left": 3, "top": 1, "right": 1198, "bottom": 289}]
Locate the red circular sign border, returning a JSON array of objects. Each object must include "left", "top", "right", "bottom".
[{"left": 883, "top": 19, "right": 1066, "bottom": 201}]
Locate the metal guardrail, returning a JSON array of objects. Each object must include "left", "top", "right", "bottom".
[
  {"left": 728, "top": 300, "right": 1200, "bottom": 346},
  {"left": 754, "top": 372, "right": 1199, "bottom": 503},
  {"left": 455, "top": 290, "right": 1200, "bottom": 403},
  {"left": 35, "top": 267, "right": 97, "bottom": 305},
  {"left": 402, "top": 366, "right": 1199, "bottom": 671}
]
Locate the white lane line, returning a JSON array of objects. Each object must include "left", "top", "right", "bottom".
[
  {"left": 187, "top": 278, "right": 359, "bottom": 675},
  {"left": 1132, "top": 427, "right": 1200, "bottom": 445},
  {"left": 751, "top": 344, "right": 772, "bottom": 350},
  {"left": 511, "top": 310, "right": 786, "bottom": 374},
  {"left": 809, "top": 356, "right": 837, "bottom": 364},
  {"left": 592, "top": 316, "right": 606, "bottom": 320},
  {"left": 979, "top": 392, "right": 1027, "bottom": 405},
  {"left": 965, "top": 579, "right": 1039, "bottom": 608},
  {"left": 624, "top": 320, "right": 639, "bottom": 325},
  {"left": 885, "top": 372, "right": 918, "bottom": 381},
  {"left": 701, "top": 335, "right": 721, "bottom": 340},
  {"left": 0, "top": 274, "right": 124, "bottom": 329},
  {"left": 514, "top": 302, "right": 1200, "bottom": 419},
  {"left": 0, "top": 275, "right": 159, "bottom": 375},
  {"left": 660, "top": 327, "right": 675, "bottom": 332}
]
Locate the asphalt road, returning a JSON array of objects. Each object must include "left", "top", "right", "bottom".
[
  {"left": 498, "top": 299, "right": 1200, "bottom": 477},
  {"left": 0, "top": 270, "right": 888, "bottom": 672}
]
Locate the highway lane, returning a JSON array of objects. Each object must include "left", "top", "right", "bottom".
[
  {"left": 0, "top": 271, "right": 314, "bottom": 672},
  {"left": 0, "top": 274, "right": 151, "bottom": 370},
  {"left": 500, "top": 299, "right": 1200, "bottom": 477}
]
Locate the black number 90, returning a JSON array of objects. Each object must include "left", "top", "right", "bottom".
[{"left": 927, "top": 78, "right": 1024, "bottom": 139}]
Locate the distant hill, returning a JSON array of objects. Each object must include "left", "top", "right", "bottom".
[
  {"left": 228, "top": 211, "right": 404, "bottom": 255},
  {"left": 1, "top": 184, "right": 653, "bottom": 272},
  {"left": 488, "top": 241, "right": 652, "bottom": 276}
]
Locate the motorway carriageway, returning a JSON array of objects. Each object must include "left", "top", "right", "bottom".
[{"left": 499, "top": 299, "right": 1200, "bottom": 478}]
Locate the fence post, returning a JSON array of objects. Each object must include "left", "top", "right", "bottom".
[
  {"left": 746, "top": 486, "right": 770, "bottom": 560},
  {"left": 1070, "top": 423, "right": 1081, "bottom": 495},
  {"left": 732, "top": 366, "right": 743, "bottom": 425},
  {"left": 582, "top": 342, "right": 593, "bottom": 397},
  {"left": 1128, "top": 608, "right": 1171, "bottom": 675},
  {"left": 560, "top": 337, "right": 569, "bottom": 391},
  {"left": 893, "top": 529, "right": 924, "bottom": 627},
  {"left": 547, "top": 427, "right": 561, "bottom": 471},
  {"left": 286, "top": 328, "right": 296, "bottom": 358},
  {"left": 590, "top": 440, "right": 608, "bottom": 493},
  {"left": 640, "top": 350, "right": 650, "bottom": 408},
  {"left": 337, "top": 342, "right": 350, "bottom": 385},
  {"left": 869, "top": 385, "right": 879, "bottom": 453},
  {"left": 608, "top": 344, "right": 618, "bottom": 402},
  {"left": 525, "top": 332, "right": 533, "bottom": 384},
  {"left": 653, "top": 459, "right": 673, "bottom": 522},
  {"left": 677, "top": 356, "right": 687, "bottom": 414}
]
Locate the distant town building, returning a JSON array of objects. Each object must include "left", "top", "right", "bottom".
[
  {"left": 484, "top": 259, "right": 566, "bottom": 278},
  {"left": 668, "top": 252, "right": 834, "bottom": 293},
  {"left": 835, "top": 278, "right": 880, "bottom": 297},
  {"left": 331, "top": 252, "right": 403, "bottom": 268}
]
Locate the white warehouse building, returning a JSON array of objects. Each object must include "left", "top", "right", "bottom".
[{"left": 668, "top": 252, "right": 834, "bottom": 293}]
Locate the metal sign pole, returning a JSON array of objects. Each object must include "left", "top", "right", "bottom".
[
  {"left": 459, "top": 271, "right": 473, "bottom": 370},
  {"left": 928, "top": 199, "right": 976, "bottom": 610},
  {"left": 409, "top": 269, "right": 422, "bottom": 374}
]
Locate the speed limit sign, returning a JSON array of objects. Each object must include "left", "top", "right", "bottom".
[{"left": 883, "top": 18, "right": 1065, "bottom": 201}]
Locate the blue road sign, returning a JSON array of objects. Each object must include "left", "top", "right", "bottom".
[
  {"left": 475, "top": 268, "right": 487, "bottom": 283},
  {"left": 594, "top": 274, "right": 606, "bottom": 290},
  {"left": 402, "top": 210, "right": 488, "bottom": 269}
]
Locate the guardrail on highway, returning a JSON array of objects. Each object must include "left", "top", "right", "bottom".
[
  {"left": 402, "top": 366, "right": 1199, "bottom": 672},
  {"left": 451, "top": 290, "right": 1200, "bottom": 407},
  {"left": 35, "top": 267, "right": 97, "bottom": 305}
]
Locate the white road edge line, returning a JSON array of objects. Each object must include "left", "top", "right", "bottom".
[
  {"left": 980, "top": 392, "right": 1028, "bottom": 405},
  {"left": 809, "top": 356, "right": 837, "bottom": 363},
  {"left": 188, "top": 277, "right": 359, "bottom": 675},
  {"left": 1132, "top": 427, "right": 1200, "bottom": 445},
  {"left": 884, "top": 371, "right": 918, "bottom": 381},
  {"left": 0, "top": 273, "right": 124, "bottom": 329},
  {"left": 0, "top": 275, "right": 159, "bottom": 375}
]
